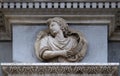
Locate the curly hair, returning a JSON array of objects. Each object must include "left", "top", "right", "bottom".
[{"left": 46, "top": 17, "right": 70, "bottom": 37}]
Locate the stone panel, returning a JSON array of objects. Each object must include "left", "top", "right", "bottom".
[{"left": 13, "top": 25, "right": 107, "bottom": 63}]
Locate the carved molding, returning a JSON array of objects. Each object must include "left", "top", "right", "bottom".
[
  {"left": 110, "top": 11, "right": 120, "bottom": 40},
  {"left": 0, "top": 11, "right": 5, "bottom": 32},
  {"left": 3, "top": 14, "right": 116, "bottom": 38},
  {"left": 0, "top": 11, "right": 11, "bottom": 40},
  {"left": 1, "top": 0, "right": 120, "bottom": 2},
  {"left": 0, "top": 1, "right": 120, "bottom": 9},
  {"left": 116, "top": 11, "right": 120, "bottom": 27},
  {"left": 1, "top": 63, "right": 119, "bottom": 75},
  {"left": 0, "top": 1, "right": 120, "bottom": 41}
]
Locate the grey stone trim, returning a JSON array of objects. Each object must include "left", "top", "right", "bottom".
[
  {"left": 0, "top": 11, "right": 11, "bottom": 40},
  {"left": 1, "top": 0, "right": 120, "bottom": 2},
  {"left": 0, "top": 11, "right": 5, "bottom": 32},
  {"left": 115, "top": 11, "right": 120, "bottom": 28},
  {"left": 0, "top": 2, "right": 120, "bottom": 9},
  {"left": 1, "top": 63, "right": 119, "bottom": 66},
  {"left": 0, "top": 1, "right": 120, "bottom": 40},
  {"left": 109, "top": 11, "right": 120, "bottom": 41},
  {"left": 1, "top": 63, "right": 119, "bottom": 75},
  {"left": 0, "top": 14, "right": 117, "bottom": 40}
]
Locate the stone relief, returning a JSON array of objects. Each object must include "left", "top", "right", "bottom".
[
  {"left": 35, "top": 17, "right": 87, "bottom": 62},
  {"left": 1, "top": 63, "right": 119, "bottom": 75}
]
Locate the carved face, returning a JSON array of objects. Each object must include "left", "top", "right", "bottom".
[{"left": 49, "top": 22, "right": 61, "bottom": 34}]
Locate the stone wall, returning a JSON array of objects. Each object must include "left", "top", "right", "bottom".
[
  {"left": 0, "top": 42, "right": 12, "bottom": 62},
  {"left": 108, "top": 42, "right": 120, "bottom": 76},
  {"left": 0, "top": 42, "right": 12, "bottom": 76},
  {"left": 109, "top": 42, "right": 120, "bottom": 62},
  {"left": 0, "top": 40, "right": 120, "bottom": 76}
]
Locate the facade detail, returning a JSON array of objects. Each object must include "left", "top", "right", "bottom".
[
  {"left": 0, "top": 11, "right": 5, "bottom": 32},
  {"left": 0, "top": 1, "right": 120, "bottom": 9},
  {"left": 110, "top": 11, "right": 120, "bottom": 40},
  {"left": 0, "top": 11, "right": 10, "bottom": 40},
  {"left": 0, "top": 0, "right": 120, "bottom": 76},
  {"left": 1, "top": 63, "right": 119, "bottom": 76},
  {"left": 35, "top": 17, "right": 87, "bottom": 62},
  {"left": 0, "top": 0, "right": 120, "bottom": 41}
]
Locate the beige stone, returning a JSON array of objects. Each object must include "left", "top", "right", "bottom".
[{"left": 35, "top": 17, "right": 87, "bottom": 62}]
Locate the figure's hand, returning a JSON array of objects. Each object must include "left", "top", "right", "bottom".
[
  {"left": 61, "top": 50, "right": 76, "bottom": 58},
  {"left": 66, "top": 51, "right": 76, "bottom": 58},
  {"left": 60, "top": 50, "right": 69, "bottom": 58}
]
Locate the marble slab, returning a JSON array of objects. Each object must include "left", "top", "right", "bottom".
[{"left": 13, "top": 25, "right": 108, "bottom": 63}]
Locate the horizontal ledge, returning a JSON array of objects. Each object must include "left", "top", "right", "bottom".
[
  {"left": 1, "top": 63, "right": 119, "bottom": 66},
  {"left": 6, "top": 15, "right": 115, "bottom": 17},
  {"left": 9, "top": 20, "right": 110, "bottom": 24},
  {"left": 1, "top": 0, "right": 120, "bottom": 2},
  {"left": 6, "top": 15, "right": 113, "bottom": 24}
]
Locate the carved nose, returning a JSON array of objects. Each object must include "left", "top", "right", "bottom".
[
  {"left": 50, "top": 26, "right": 54, "bottom": 30},
  {"left": 50, "top": 27, "right": 52, "bottom": 30}
]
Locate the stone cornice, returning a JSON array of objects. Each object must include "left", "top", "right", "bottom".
[
  {"left": 1, "top": 63, "right": 119, "bottom": 66},
  {"left": 0, "top": 1, "right": 120, "bottom": 41},
  {"left": 0, "top": 1, "right": 120, "bottom": 9},
  {"left": 1, "top": 0, "right": 120, "bottom": 2},
  {"left": 1, "top": 63, "right": 119, "bottom": 75}
]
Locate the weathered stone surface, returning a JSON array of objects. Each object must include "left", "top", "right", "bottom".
[
  {"left": 13, "top": 25, "right": 107, "bottom": 63},
  {"left": 0, "top": 42, "right": 12, "bottom": 76},
  {"left": 0, "top": 42, "right": 12, "bottom": 62},
  {"left": 1, "top": 63, "right": 119, "bottom": 76},
  {"left": 35, "top": 17, "right": 87, "bottom": 62}
]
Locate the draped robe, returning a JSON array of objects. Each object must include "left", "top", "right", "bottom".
[{"left": 39, "top": 35, "right": 77, "bottom": 62}]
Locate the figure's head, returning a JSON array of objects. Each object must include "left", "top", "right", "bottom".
[{"left": 47, "top": 17, "right": 69, "bottom": 37}]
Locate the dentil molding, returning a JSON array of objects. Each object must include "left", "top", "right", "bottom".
[{"left": 0, "top": 0, "right": 120, "bottom": 41}]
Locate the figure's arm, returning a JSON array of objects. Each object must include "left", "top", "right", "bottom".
[
  {"left": 42, "top": 50, "right": 67, "bottom": 60},
  {"left": 38, "top": 37, "right": 68, "bottom": 60}
]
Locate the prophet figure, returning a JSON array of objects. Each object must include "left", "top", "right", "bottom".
[{"left": 35, "top": 17, "right": 87, "bottom": 62}]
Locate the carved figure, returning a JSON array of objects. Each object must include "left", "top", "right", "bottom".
[{"left": 35, "top": 17, "right": 87, "bottom": 62}]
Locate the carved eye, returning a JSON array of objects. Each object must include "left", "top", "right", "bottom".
[
  {"left": 51, "top": 24, "right": 54, "bottom": 27},
  {"left": 50, "top": 24, "right": 53, "bottom": 27}
]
